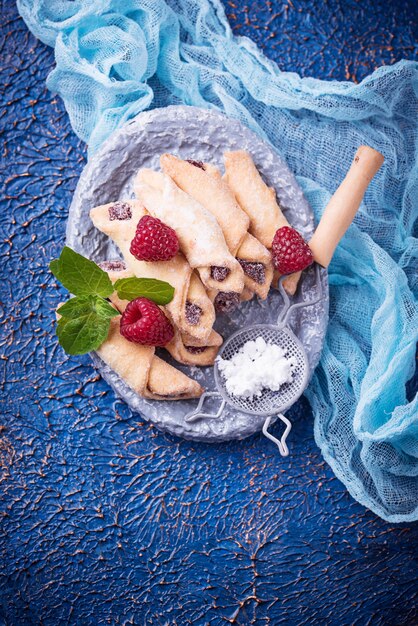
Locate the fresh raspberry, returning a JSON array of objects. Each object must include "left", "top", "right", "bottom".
[
  {"left": 120, "top": 298, "right": 174, "bottom": 346},
  {"left": 130, "top": 215, "right": 179, "bottom": 262},
  {"left": 271, "top": 226, "right": 314, "bottom": 274}
]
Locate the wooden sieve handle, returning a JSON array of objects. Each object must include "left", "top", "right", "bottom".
[{"left": 309, "top": 145, "right": 384, "bottom": 267}]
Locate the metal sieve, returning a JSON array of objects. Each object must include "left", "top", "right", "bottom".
[{"left": 185, "top": 264, "right": 323, "bottom": 455}]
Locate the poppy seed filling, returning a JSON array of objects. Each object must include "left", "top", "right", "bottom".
[
  {"left": 185, "top": 301, "right": 203, "bottom": 325},
  {"left": 185, "top": 346, "right": 208, "bottom": 354},
  {"left": 211, "top": 266, "right": 230, "bottom": 282},
  {"left": 186, "top": 159, "right": 205, "bottom": 170},
  {"left": 214, "top": 291, "right": 240, "bottom": 313},
  {"left": 98, "top": 259, "right": 127, "bottom": 272},
  {"left": 108, "top": 201, "right": 132, "bottom": 221},
  {"left": 238, "top": 260, "right": 266, "bottom": 285}
]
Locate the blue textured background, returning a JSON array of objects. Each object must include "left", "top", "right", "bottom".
[{"left": 1, "top": 1, "right": 417, "bottom": 624}]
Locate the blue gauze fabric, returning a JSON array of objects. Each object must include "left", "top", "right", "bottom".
[{"left": 17, "top": 0, "right": 418, "bottom": 522}]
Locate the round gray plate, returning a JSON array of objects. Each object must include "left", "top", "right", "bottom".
[{"left": 67, "top": 106, "right": 329, "bottom": 442}]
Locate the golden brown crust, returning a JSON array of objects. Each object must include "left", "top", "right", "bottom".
[
  {"left": 237, "top": 232, "right": 274, "bottom": 300},
  {"left": 107, "top": 280, "right": 222, "bottom": 368},
  {"left": 181, "top": 271, "right": 216, "bottom": 341},
  {"left": 240, "top": 287, "right": 254, "bottom": 302},
  {"left": 96, "top": 317, "right": 154, "bottom": 396},
  {"left": 161, "top": 154, "right": 273, "bottom": 299},
  {"left": 145, "top": 356, "right": 204, "bottom": 399},
  {"left": 223, "top": 150, "right": 287, "bottom": 247},
  {"left": 281, "top": 271, "right": 302, "bottom": 296}
]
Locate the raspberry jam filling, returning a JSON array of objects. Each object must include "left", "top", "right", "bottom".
[
  {"left": 108, "top": 202, "right": 132, "bottom": 221},
  {"left": 186, "top": 159, "right": 206, "bottom": 170},
  {"left": 211, "top": 266, "right": 230, "bottom": 282},
  {"left": 185, "top": 301, "right": 203, "bottom": 325},
  {"left": 98, "top": 260, "right": 127, "bottom": 272},
  {"left": 238, "top": 260, "right": 266, "bottom": 285},
  {"left": 214, "top": 291, "right": 240, "bottom": 313},
  {"left": 185, "top": 345, "right": 208, "bottom": 354}
]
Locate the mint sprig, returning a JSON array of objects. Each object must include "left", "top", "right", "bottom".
[
  {"left": 56, "top": 296, "right": 119, "bottom": 355},
  {"left": 50, "top": 246, "right": 175, "bottom": 355}
]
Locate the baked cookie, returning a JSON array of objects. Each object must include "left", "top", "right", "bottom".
[{"left": 90, "top": 200, "right": 216, "bottom": 341}]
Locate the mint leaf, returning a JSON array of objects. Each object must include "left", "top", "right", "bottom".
[
  {"left": 58, "top": 295, "right": 119, "bottom": 320},
  {"left": 56, "top": 295, "right": 119, "bottom": 355},
  {"left": 57, "top": 296, "right": 95, "bottom": 319},
  {"left": 93, "top": 297, "right": 120, "bottom": 318},
  {"left": 114, "top": 277, "right": 175, "bottom": 305},
  {"left": 50, "top": 246, "right": 113, "bottom": 297},
  {"left": 56, "top": 315, "right": 111, "bottom": 355}
]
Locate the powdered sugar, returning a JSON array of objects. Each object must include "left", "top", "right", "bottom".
[{"left": 217, "top": 337, "right": 298, "bottom": 399}]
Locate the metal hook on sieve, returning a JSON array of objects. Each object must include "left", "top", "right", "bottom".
[
  {"left": 185, "top": 393, "right": 292, "bottom": 456},
  {"left": 277, "top": 263, "right": 323, "bottom": 329},
  {"left": 184, "top": 391, "right": 226, "bottom": 423}
]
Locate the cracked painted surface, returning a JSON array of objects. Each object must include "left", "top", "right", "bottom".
[{"left": 1, "top": 1, "right": 417, "bottom": 625}]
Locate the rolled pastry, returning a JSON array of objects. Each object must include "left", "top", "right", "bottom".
[
  {"left": 160, "top": 154, "right": 273, "bottom": 300},
  {"left": 105, "top": 266, "right": 223, "bottom": 367},
  {"left": 90, "top": 200, "right": 215, "bottom": 342},
  {"left": 166, "top": 328, "right": 222, "bottom": 367},
  {"left": 236, "top": 233, "right": 273, "bottom": 300},
  {"left": 134, "top": 169, "right": 244, "bottom": 294},
  {"left": 224, "top": 150, "right": 301, "bottom": 295},
  {"left": 57, "top": 302, "right": 203, "bottom": 400},
  {"left": 160, "top": 153, "right": 249, "bottom": 254},
  {"left": 97, "top": 317, "right": 203, "bottom": 400}
]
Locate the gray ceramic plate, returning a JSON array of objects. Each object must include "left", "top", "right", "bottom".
[{"left": 67, "top": 106, "right": 329, "bottom": 442}]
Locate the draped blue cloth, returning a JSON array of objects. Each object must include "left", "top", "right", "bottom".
[{"left": 17, "top": 0, "right": 418, "bottom": 521}]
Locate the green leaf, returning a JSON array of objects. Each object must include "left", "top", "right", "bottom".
[
  {"left": 56, "top": 315, "right": 111, "bottom": 355},
  {"left": 50, "top": 246, "right": 114, "bottom": 297},
  {"left": 114, "top": 277, "right": 175, "bottom": 305},
  {"left": 56, "top": 295, "right": 119, "bottom": 355},
  {"left": 57, "top": 295, "right": 119, "bottom": 320},
  {"left": 57, "top": 296, "right": 95, "bottom": 319},
  {"left": 93, "top": 297, "right": 121, "bottom": 319}
]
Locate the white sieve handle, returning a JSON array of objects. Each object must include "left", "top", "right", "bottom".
[
  {"left": 277, "top": 262, "right": 323, "bottom": 328},
  {"left": 262, "top": 414, "right": 292, "bottom": 456},
  {"left": 184, "top": 391, "right": 226, "bottom": 423}
]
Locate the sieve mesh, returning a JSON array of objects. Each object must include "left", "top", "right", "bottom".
[{"left": 214, "top": 325, "right": 309, "bottom": 416}]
